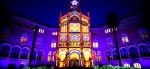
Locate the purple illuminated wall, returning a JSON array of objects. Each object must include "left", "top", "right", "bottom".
[{"left": 0, "top": 12, "right": 150, "bottom": 69}]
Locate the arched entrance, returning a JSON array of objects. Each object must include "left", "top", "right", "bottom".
[
  {"left": 69, "top": 58, "right": 79, "bottom": 67},
  {"left": 69, "top": 53, "right": 79, "bottom": 67},
  {"left": 68, "top": 50, "right": 81, "bottom": 67}
]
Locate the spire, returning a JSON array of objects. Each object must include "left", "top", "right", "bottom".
[{"left": 69, "top": 0, "right": 81, "bottom": 12}]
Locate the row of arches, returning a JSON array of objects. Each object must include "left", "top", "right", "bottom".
[
  {"left": 106, "top": 43, "right": 150, "bottom": 60},
  {"left": 58, "top": 49, "right": 91, "bottom": 62},
  {"left": 0, "top": 43, "right": 44, "bottom": 61}
]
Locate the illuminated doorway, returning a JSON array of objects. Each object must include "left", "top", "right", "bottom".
[{"left": 68, "top": 50, "right": 81, "bottom": 67}]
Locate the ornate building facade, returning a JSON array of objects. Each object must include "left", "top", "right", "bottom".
[
  {"left": 56, "top": 0, "right": 93, "bottom": 67},
  {"left": 0, "top": 0, "right": 150, "bottom": 69}
]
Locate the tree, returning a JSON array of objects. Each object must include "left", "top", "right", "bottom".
[
  {"left": 105, "top": 13, "right": 122, "bottom": 66},
  {"left": 29, "top": 25, "right": 38, "bottom": 69},
  {"left": 141, "top": 0, "right": 150, "bottom": 36}
]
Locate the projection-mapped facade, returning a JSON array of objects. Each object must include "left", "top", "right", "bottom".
[{"left": 0, "top": 0, "right": 150, "bottom": 69}]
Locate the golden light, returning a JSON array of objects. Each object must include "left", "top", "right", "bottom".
[
  {"left": 59, "top": 51, "right": 66, "bottom": 61},
  {"left": 70, "top": 53, "right": 79, "bottom": 59},
  {"left": 47, "top": 56, "right": 51, "bottom": 62},
  {"left": 60, "top": 54, "right": 66, "bottom": 61},
  {"left": 84, "top": 51, "right": 91, "bottom": 61},
  {"left": 82, "top": 18, "right": 88, "bottom": 23},
  {"left": 70, "top": 23, "right": 80, "bottom": 32},
  {"left": 61, "top": 18, "right": 67, "bottom": 24}
]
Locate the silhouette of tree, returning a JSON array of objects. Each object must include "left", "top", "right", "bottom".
[
  {"left": 105, "top": 13, "right": 122, "bottom": 66},
  {"left": 141, "top": 0, "right": 150, "bottom": 36}
]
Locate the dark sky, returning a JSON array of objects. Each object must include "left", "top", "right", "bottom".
[{"left": 0, "top": 0, "right": 147, "bottom": 27}]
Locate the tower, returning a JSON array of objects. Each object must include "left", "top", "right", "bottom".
[
  {"left": 68, "top": 0, "right": 81, "bottom": 12},
  {"left": 56, "top": 0, "right": 94, "bottom": 67}
]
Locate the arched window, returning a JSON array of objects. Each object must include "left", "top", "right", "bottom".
[
  {"left": 112, "top": 49, "right": 119, "bottom": 60},
  {"left": 70, "top": 16, "right": 80, "bottom": 22},
  {"left": 121, "top": 33, "right": 129, "bottom": 43},
  {"left": 52, "top": 32, "right": 58, "bottom": 35},
  {"left": 129, "top": 46, "right": 139, "bottom": 58},
  {"left": 37, "top": 51, "right": 44, "bottom": 61},
  {"left": 52, "top": 51, "right": 56, "bottom": 61},
  {"left": 0, "top": 28, "right": 10, "bottom": 39},
  {"left": 97, "top": 51, "right": 102, "bottom": 62},
  {"left": 105, "top": 28, "right": 111, "bottom": 33},
  {"left": 51, "top": 39, "right": 56, "bottom": 48},
  {"left": 60, "top": 36, "right": 67, "bottom": 46},
  {"left": 139, "top": 45, "right": 150, "bottom": 57},
  {"left": 138, "top": 28, "right": 149, "bottom": 39},
  {"left": 83, "top": 36, "right": 89, "bottom": 46},
  {"left": 48, "top": 51, "right": 52, "bottom": 62},
  {"left": 20, "top": 33, "right": 28, "bottom": 43},
  {"left": 38, "top": 28, "right": 45, "bottom": 33},
  {"left": 20, "top": 48, "right": 29, "bottom": 59},
  {"left": 133, "top": 63, "right": 141, "bottom": 69},
  {"left": 124, "top": 63, "right": 130, "bottom": 68},
  {"left": 29, "top": 50, "right": 36, "bottom": 60},
  {"left": 120, "top": 48, "right": 129, "bottom": 59},
  {"left": 70, "top": 35, "right": 80, "bottom": 46},
  {"left": 10, "top": 47, "right": 20, "bottom": 58},
  {"left": 106, "top": 50, "right": 112, "bottom": 61},
  {"left": 36, "top": 37, "right": 43, "bottom": 46},
  {"left": 0, "top": 45, "right": 10, "bottom": 57},
  {"left": 61, "top": 19, "right": 67, "bottom": 32},
  {"left": 93, "top": 39, "right": 98, "bottom": 48},
  {"left": 106, "top": 37, "right": 113, "bottom": 46}
]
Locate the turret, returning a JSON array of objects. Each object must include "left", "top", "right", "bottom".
[{"left": 68, "top": 0, "right": 81, "bottom": 12}]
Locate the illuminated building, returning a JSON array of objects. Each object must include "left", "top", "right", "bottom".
[
  {"left": 56, "top": 0, "right": 94, "bottom": 67},
  {"left": 0, "top": 0, "right": 150, "bottom": 69}
]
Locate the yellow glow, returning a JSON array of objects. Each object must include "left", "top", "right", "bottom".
[
  {"left": 56, "top": 60, "right": 57, "bottom": 66},
  {"left": 82, "top": 26, "right": 89, "bottom": 32},
  {"left": 85, "top": 61, "right": 90, "bottom": 67},
  {"left": 61, "top": 18, "right": 67, "bottom": 24},
  {"left": 59, "top": 51, "right": 66, "bottom": 61},
  {"left": 82, "top": 18, "right": 88, "bottom": 23},
  {"left": 69, "top": 48, "right": 80, "bottom": 51},
  {"left": 51, "top": 42, "right": 56, "bottom": 48},
  {"left": 70, "top": 23, "right": 80, "bottom": 32},
  {"left": 59, "top": 48, "right": 67, "bottom": 52},
  {"left": 60, "top": 62, "right": 64, "bottom": 67},
  {"left": 93, "top": 42, "right": 98, "bottom": 48},
  {"left": 84, "top": 51, "right": 91, "bottom": 61},
  {"left": 20, "top": 37, "right": 27, "bottom": 43},
  {"left": 61, "top": 26, "right": 67, "bottom": 32},
  {"left": 60, "top": 54, "right": 66, "bottom": 61},
  {"left": 92, "top": 60, "right": 94, "bottom": 66},
  {"left": 122, "top": 36, "right": 129, "bottom": 43},
  {"left": 47, "top": 56, "right": 51, "bottom": 62},
  {"left": 84, "top": 55, "right": 90, "bottom": 61},
  {"left": 70, "top": 53, "right": 79, "bottom": 59}
]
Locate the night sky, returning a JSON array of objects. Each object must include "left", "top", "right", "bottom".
[{"left": 0, "top": 0, "right": 147, "bottom": 27}]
